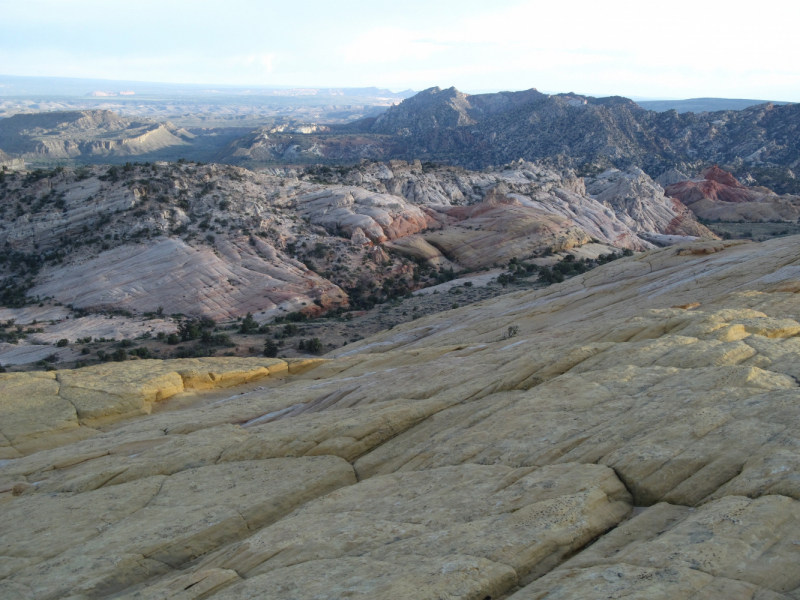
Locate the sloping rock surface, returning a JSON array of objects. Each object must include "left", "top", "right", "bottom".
[
  {"left": 665, "top": 165, "right": 800, "bottom": 222},
  {"left": 0, "top": 110, "right": 190, "bottom": 159},
  {"left": 2, "top": 234, "right": 800, "bottom": 598},
  {"left": 0, "top": 356, "right": 321, "bottom": 457},
  {"left": 30, "top": 237, "right": 346, "bottom": 321},
  {"left": 0, "top": 160, "right": 703, "bottom": 322},
  {"left": 585, "top": 167, "right": 714, "bottom": 237}
]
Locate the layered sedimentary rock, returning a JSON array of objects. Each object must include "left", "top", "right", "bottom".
[
  {"left": 346, "top": 159, "right": 708, "bottom": 249},
  {"left": 0, "top": 356, "right": 321, "bottom": 457},
  {"left": 665, "top": 165, "right": 800, "bottom": 222},
  {"left": 2, "top": 235, "right": 800, "bottom": 598},
  {"left": 585, "top": 167, "right": 715, "bottom": 237},
  {"left": 290, "top": 186, "right": 437, "bottom": 243},
  {"left": 0, "top": 160, "right": 687, "bottom": 326},
  {"left": 30, "top": 237, "right": 347, "bottom": 321},
  {"left": 412, "top": 192, "right": 593, "bottom": 269},
  {"left": 511, "top": 495, "right": 800, "bottom": 599},
  {"left": 0, "top": 110, "right": 191, "bottom": 159}
]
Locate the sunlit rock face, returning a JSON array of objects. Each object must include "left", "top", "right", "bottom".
[
  {"left": 0, "top": 159, "right": 713, "bottom": 330},
  {"left": 2, "top": 235, "right": 800, "bottom": 598},
  {"left": 665, "top": 165, "right": 800, "bottom": 222}
]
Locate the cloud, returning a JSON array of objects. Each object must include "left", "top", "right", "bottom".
[
  {"left": 340, "top": 28, "right": 448, "bottom": 64},
  {"left": 231, "top": 54, "right": 275, "bottom": 73},
  {"left": 326, "top": 0, "right": 800, "bottom": 96},
  {"left": 0, "top": 0, "right": 798, "bottom": 98}
]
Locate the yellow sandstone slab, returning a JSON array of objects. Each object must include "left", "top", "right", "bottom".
[{"left": 0, "top": 357, "right": 324, "bottom": 456}]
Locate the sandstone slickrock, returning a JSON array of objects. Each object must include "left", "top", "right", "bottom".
[
  {"left": 290, "top": 185, "right": 435, "bottom": 243},
  {"left": 0, "top": 356, "right": 308, "bottom": 457},
  {"left": 30, "top": 237, "right": 347, "bottom": 321},
  {"left": 0, "top": 159, "right": 687, "bottom": 328},
  {"left": 192, "top": 463, "right": 630, "bottom": 598},
  {"left": 509, "top": 495, "right": 800, "bottom": 599},
  {"left": 2, "top": 235, "right": 800, "bottom": 598},
  {"left": 0, "top": 457, "right": 354, "bottom": 599},
  {"left": 1, "top": 163, "right": 354, "bottom": 322},
  {"left": 340, "top": 159, "right": 680, "bottom": 250},
  {"left": 413, "top": 196, "right": 592, "bottom": 269},
  {"left": 585, "top": 167, "right": 715, "bottom": 237}
]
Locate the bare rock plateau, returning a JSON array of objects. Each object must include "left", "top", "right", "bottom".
[{"left": 1, "top": 234, "right": 800, "bottom": 598}]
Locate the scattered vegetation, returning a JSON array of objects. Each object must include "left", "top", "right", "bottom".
[{"left": 297, "top": 337, "right": 324, "bottom": 354}]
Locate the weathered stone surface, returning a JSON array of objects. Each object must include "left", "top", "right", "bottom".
[
  {"left": 585, "top": 167, "right": 715, "bottom": 238},
  {"left": 0, "top": 157, "right": 707, "bottom": 337},
  {"left": 508, "top": 563, "right": 789, "bottom": 599},
  {"left": 2, "top": 236, "right": 800, "bottom": 598},
  {"left": 292, "top": 186, "right": 436, "bottom": 244},
  {"left": 0, "top": 457, "right": 354, "bottom": 599},
  {"left": 418, "top": 193, "right": 593, "bottom": 269},
  {"left": 0, "top": 372, "right": 88, "bottom": 458},
  {"left": 184, "top": 463, "right": 630, "bottom": 598},
  {"left": 0, "top": 357, "right": 302, "bottom": 456},
  {"left": 31, "top": 237, "right": 347, "bottom": 322},
  {"left": 509, "top": 494, "right": 800, "bottom": 599},
  {"left": 113, "top": 569, "right": 241, "bottom": 600},
  {"left": 665, "top": 165, "right": 800, "bottom": 222},
  {"left": 0, "top": 477, "right": 163, "bottom": 579}
]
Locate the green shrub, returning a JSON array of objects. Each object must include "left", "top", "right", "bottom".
[
  {"left": 264, "top": 339, "right": 279, "bottom": 358},
  {"left": 298, "top": 338, "right": 324, "bottom": 354},
  {"left": 282, "top": 323, "right": 300, "bottom": 337},
  {"left": 129, "top": 347, "right": 151, "bottom": 359},
  {"left": 239, "top": 313, "right": 258, "bottom": 334},
  {"left": 56, "top": 338, "right": 69, "bottom": 347},
  {"left": 201, "top": 332, "right": 235, "bottom": 347}
]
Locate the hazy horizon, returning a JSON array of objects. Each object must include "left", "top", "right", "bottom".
[
  {"left": 0, "top": 74, "right": 793, "bottom": 106},
  {"left": 1, "top": 0, "right": 799, "bottom": 101}
]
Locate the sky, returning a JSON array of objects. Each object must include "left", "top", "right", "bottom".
[{"left": 1, "top": 0, "right": 799, "bottom": 100}]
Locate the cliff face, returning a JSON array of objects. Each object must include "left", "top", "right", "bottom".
[
  {"left": 2, "top": 235, "right": 800, "bottom": 598},
  {"left": 0, "top": 149, "right": 24, "bottom": 171}
]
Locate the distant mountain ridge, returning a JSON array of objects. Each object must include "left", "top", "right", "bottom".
[
  {"left": 0, "top": 74, "right": 414, "bottom": 99},
  {"left": 638, "top": 98, "right": 792, "bottom": 113},
  {"left": 5, "top": 86, "right": 800, "bottom": 196},
  {"left": 331, "top": 87, "right": 800, "bottom": 192},
  {"left": 0, "top": 109, "right": 191, "bottom": 159}
]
